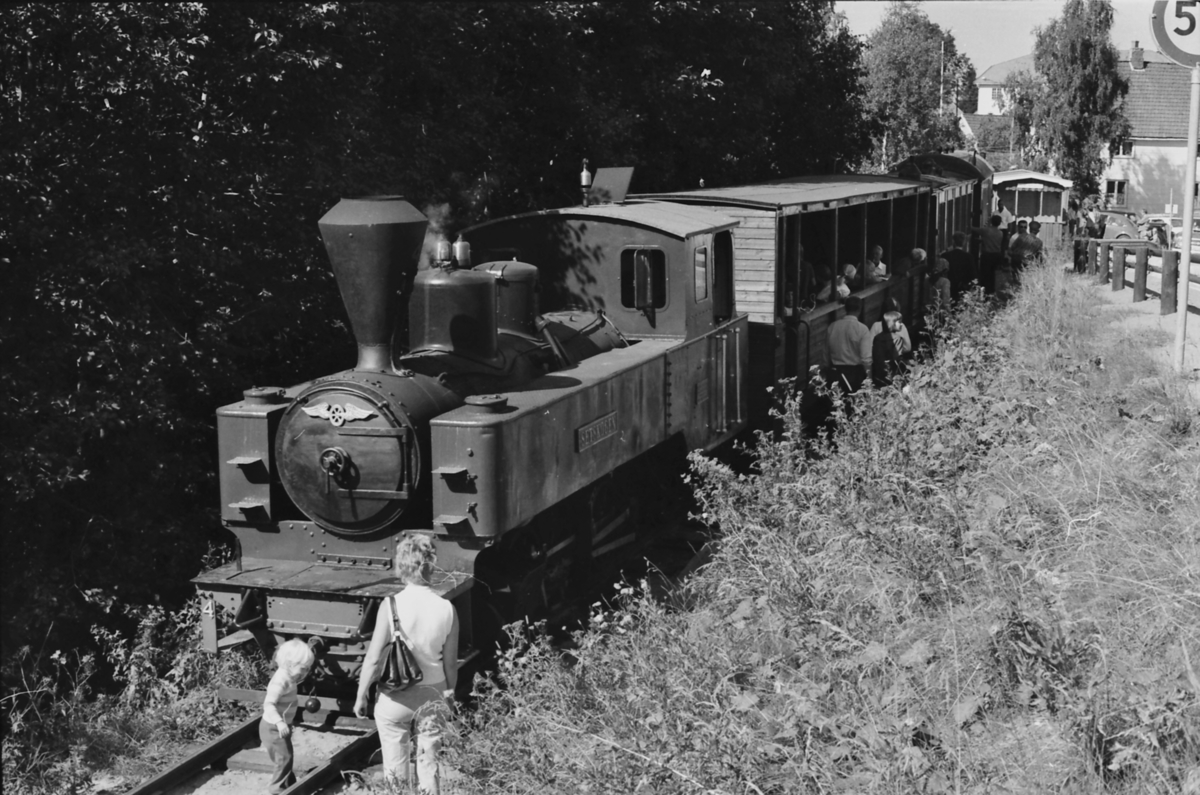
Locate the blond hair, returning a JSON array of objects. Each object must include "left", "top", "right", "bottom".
[
  {"left": 274, "top": 639, "right": 315, "bottom": 676},
  {"left": 395, "top": 534, "right": 436, "bottom": 585}
]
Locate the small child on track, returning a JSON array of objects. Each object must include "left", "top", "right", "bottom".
[{"left": 261, "top": 639, "right": 315, "bottom": 794}]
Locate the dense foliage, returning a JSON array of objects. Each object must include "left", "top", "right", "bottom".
[
  {"left": 1, "top": 3, "right": 875, "bottom": 783},
  {"left": 451, "top": 260, "right": 1200, "bottom": 792},
  {"left": 861, "top": 1, "right": 972, "bottom": 168}
]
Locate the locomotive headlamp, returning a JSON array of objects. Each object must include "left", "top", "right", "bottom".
[{"left": 580, "top": 158, "right": 592, "bottom": 207}]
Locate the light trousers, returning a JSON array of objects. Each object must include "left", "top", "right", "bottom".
[{"left": 375, "top": 683, "right": 447, "bottom": 793}]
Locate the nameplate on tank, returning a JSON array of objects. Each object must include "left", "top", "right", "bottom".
[{"left": 576, "top": 412, "right": 618, "bottom": 452}]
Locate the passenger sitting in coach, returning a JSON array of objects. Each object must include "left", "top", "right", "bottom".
[
  {"left": 841, "top": 263, "right": 861, "bottom": 292},
  {"left": 891, "top": 248, "right": 926, "bottom": 280},
  {"left": 862, "top": 245, "right": 887, "bottom": 284},
  {"left": 827, "top": 295, "right": 872, "bottom": 393},
  {"left": 815, "top": 263, "right": 849, "bottom": 303}
]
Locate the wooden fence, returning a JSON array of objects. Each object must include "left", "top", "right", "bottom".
[{"left": 1076, "top": 239, "right": 1200, "bottom": 315}]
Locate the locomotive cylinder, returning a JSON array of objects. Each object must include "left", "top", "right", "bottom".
[{"left": 317, "top": 196, "right": 428, "bottom": 372}]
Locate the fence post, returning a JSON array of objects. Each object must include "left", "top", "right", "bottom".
[
  {"left": 1111, "top": 246, "right": 1125, "bottom": 291},
  {"left": 1133, "top": 246, "right": 1148, "bottom": 302},
  {"left": 1087, "top": 239, "right": 1099, "bottom": 275},
  {"left": 1097, "top": 241, "right": 1112, "bottom": 284},
  {"left": 1161, "top": 250, "right": 1178, "bottom": 315}
]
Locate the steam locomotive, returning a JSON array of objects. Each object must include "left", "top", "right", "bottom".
[
  {"left": 195, "top": 155, "right": 993, "bottom": 699},
  {"left": 194, "top": 189, "right": 750, "bottom": 695}
]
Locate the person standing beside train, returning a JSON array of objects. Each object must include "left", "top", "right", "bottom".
[
  {"left": 355, "top": 535, "right": 459, "bottom": 793},
  {"left": 972, "top": 215, "right": 1005, "bottom": 293},
  {"left": 827, "top": 295, "right": 872, "bottom": 393},
  {"left": 261, "top": 640, "right": 315, "bottom": 794},
  {"left": 940, "top": 231, "right": 976, "bottom": 298},
  {"left": 868, "top": 297, "right": 911, "bottom": 358}
]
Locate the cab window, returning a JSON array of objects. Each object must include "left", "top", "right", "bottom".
[
  {"left": 620, "top": 249, "right": 667, "bottom": 309},
  {"left": 694, "top": 247, "right": 709, "bottom": 301}
]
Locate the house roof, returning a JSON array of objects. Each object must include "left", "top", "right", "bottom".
[
  {"left": 1117, "top": 49, "right": 1192, "bottom": 140},
  {"left": 977, "top": 54, "right": 1035, "bottom": 86},
  {"left": 962, "top": 113, "right": 1012, "bottom": 141}
]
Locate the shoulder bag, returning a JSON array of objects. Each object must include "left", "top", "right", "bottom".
[{"left": 379, "top": 595, "right": 423, "bottom": 691}]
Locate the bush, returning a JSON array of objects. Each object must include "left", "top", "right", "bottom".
[{"left": 1, "top": 596, "right": 269, "bottom": 795}]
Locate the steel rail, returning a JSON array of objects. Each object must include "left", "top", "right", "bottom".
[
  {"left": 125, "top": 714, "right": 261, "bottom": 795},
  {"left": 280, "top": 729, "right": 381, "bottom": 795}
]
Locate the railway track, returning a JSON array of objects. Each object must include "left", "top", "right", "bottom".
[
  {"left": 125, "top": 503, "right": 715, "bottom": 795},
  {"left": 126, "top": 702, "right": 382, "bottom": 795}
]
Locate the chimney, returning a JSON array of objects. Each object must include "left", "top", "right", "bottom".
[
  {"left": 318, "top": 197, "right": 429, "bottom": 372},
  {"left": 1131, "top": 40, "right": 1144, "bottom": 70}
]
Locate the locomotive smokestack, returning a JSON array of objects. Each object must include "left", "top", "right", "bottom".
[{"left": 318, "top": 197, "right": 429, "bottom": 372}]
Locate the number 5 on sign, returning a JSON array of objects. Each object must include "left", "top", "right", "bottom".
[{"left": 1153, "top": 0, "right": 1200, "bottom": 66}]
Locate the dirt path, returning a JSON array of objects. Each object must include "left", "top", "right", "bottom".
[{"left": 1086, "top": 268, "right": 1200, "bottom": 403}]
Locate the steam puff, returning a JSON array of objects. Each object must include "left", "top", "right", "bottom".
[{"left": 419, "top": 202, "right": 452, "bottom": 270}]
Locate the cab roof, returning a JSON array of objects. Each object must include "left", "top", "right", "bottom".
[{"left": 464, "top": 202, "right": 738, "bottom": 240}]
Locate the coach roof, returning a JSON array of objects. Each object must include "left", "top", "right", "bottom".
[
  {"left": 632, "top": 175, "right": 928, "bottom": 212},
  {"left": 465, "top": 202, "right": 738, "bottom": 240}
]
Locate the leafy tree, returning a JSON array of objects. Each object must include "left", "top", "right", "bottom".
[
  {"left": 1029, "top": 0, "right": 1128, "bottom": 193},
  {"left": 0, "top": 1, "right": 875, "bottom": 661},
  {"left": 862, "top": 1, "right": 966, "bottom": 168},
  {"left": 956, "top": 60, "right": 978, "bottom": 114}
]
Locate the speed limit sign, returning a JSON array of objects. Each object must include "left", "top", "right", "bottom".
[{"left": 1152, "top": 0, "right": 1200, "bottom": 67}]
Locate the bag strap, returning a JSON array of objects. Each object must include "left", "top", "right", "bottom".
[{"left": 389, "top": 594, "right": 414, "bottom": 649}]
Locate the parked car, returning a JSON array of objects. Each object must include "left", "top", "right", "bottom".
[
  {"left": 1097, "top": 211, "right": 1139, "bottom": 241},
  {"left": 1169, "top": 217, "right": 1200, "bottom": 253}
]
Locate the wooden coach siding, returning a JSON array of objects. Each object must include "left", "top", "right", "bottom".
[{"left": 724, "top": 209, "right": 779, "bottom": 324}]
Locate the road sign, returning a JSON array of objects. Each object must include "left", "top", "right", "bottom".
[{"left": 1151, "top": 1, "right": 1200, "bottom": 68}]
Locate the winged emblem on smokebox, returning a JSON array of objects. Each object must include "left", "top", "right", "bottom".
[{"left": 302, "top": 402, "right": 377, "bottom": 427}]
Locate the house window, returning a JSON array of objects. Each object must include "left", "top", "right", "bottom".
[
  {"left": 1105, "top": 180, "right": 1127, "bottom": 208},
  {"left": 694, "top": 247, "right": 709, "bottom": 301},
  {"left": 991, "top": 87, "right": 1002, "bottom": 102},
  {"left": 1112, "top": 139, "right": 1133, "bottom": 157},
  {"left": 620, "top": 249, "right": 667, "bottom": 309}
]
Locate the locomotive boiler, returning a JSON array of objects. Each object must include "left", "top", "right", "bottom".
[{"left": 195, "top": 193, "right": 750, "bottom": 695}]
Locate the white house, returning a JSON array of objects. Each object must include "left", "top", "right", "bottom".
[
  {"left": 1101, "top": 43, "right": 1198, "bottom": 214},
  {"left": 974, "top": 54, "right": 1034, "bottom": 115}
]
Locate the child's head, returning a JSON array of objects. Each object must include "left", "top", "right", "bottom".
[{"left": 274, "top": 639, "right": 315, "bottom": 679}]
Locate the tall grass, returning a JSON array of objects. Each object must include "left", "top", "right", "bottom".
[
  {"left": 1, "top": 596, "right": 269, "bottom": 794},
  {"left": 449, "top": 259, "right": 1199, "bottom": 793}
]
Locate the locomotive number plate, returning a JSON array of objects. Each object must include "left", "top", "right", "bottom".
[{"left": 576, "top": 412, "right": 618, "bottom": 452}]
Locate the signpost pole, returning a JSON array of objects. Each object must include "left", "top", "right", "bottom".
[{"left": 1174, "top": 64, "right": 1198, "bottom": 373}]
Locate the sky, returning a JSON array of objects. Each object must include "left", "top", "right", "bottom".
[{"left": 835, "top": 1, "right": 1158, "bottom": 73}]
